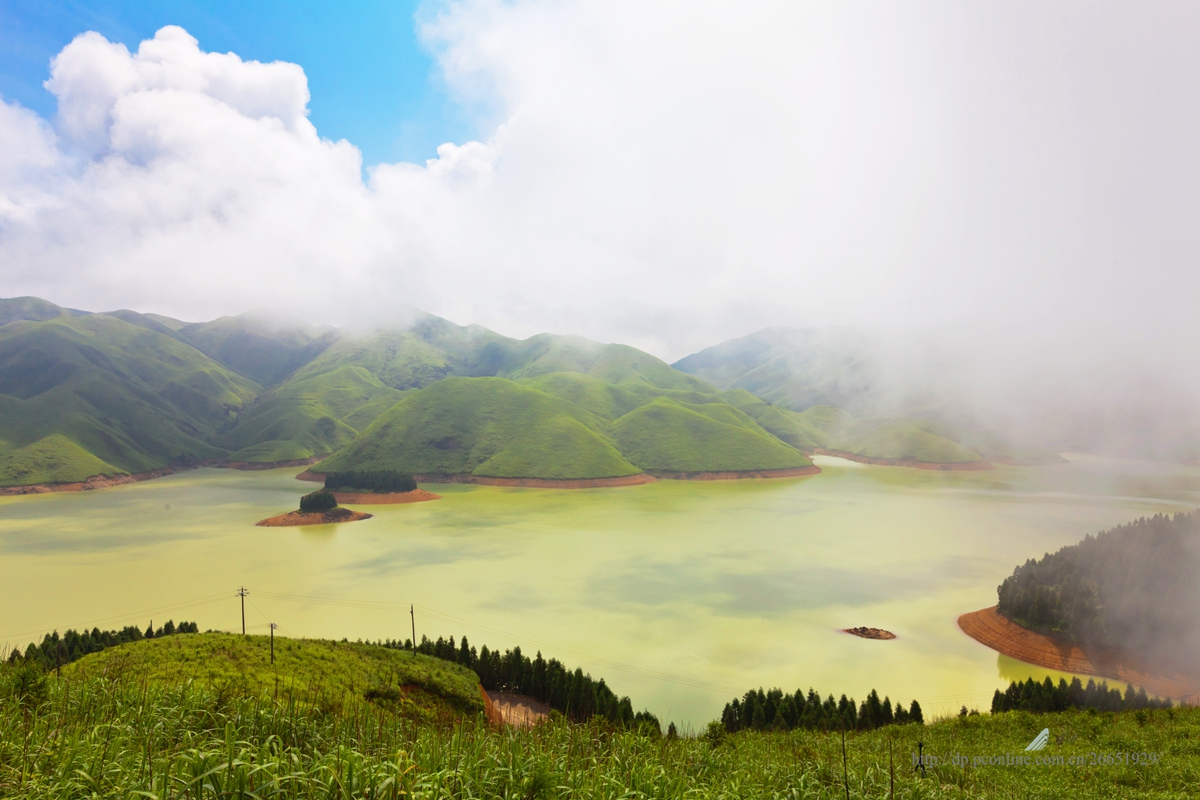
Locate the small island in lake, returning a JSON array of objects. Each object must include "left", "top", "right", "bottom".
[
  {"left": 843, "top": 627, "right": 896, "bottom": 640},
  {"left": 298, "top": 469, "right": 441, "bottom": 505},
  {"left": 257, "top": 489, "right": 373, "bottom": 527}
]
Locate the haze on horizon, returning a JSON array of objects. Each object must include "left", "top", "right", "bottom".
[{"left": 1, "top": 1, "right": 1199, "bottom": 443}]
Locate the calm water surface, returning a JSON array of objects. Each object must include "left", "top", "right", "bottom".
[{"left": 2, "top": 453, "right": 1198, "bottom": 728}]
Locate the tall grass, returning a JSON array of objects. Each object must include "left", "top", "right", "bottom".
[{"left": 2, "top": 670, "right": 1199, "bottom": 798}]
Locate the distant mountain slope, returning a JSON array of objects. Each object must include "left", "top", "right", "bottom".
[
  {"left": 318, "top": 377, "right": 643, "bottom": 480},
  {"left": 178, "top": 313, "right": 340, "bottom": 386},
  {"left": 675, "top": 328, "right": 1062, "bottom": 466},
  {"left": 609, "top": 396, "right": 812, "bottom": 473},
  {"left": 318, "top": 375, "right": 813, "bottom": 480},
  {"left": 0, "top": 296, "right": 89, "bottom": 326},
  {"left": 0, "top": 313, "right": 260, "bottom": 484},
  {"left": 672, "top": 327, "right": 883, "bottom": 414},
  {"left": 219, "top": 366, "right": 406, "bottom": 462}
]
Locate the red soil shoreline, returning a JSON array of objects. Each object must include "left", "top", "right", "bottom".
[
  {"left": 958, "top": 606, "right": 1200, "bottom": 704},
  {"left": 811, "top": 448, "right": 993, "bottom": 470},
  {"left": 256, "top": 508, "right": 373, "bottom": 527},
  {"left": 647, "top": 465, "right": 821, "bottom": 480},
  {"left": 224, "top": 456, "right": 324, "bottom": 471},
  {"left": 329, "top": 488, "right": 441, "bottom": 505},
  {"left": 297, "top": 470, "right": 659, "bottom": 489},
  {"left": 297, "top": 465, "right": 820, "bottom": 489},
  {"left": 0, "top": 456, "right": 328, "bottom": 496},
  {"left": 0, "top": 467, "right": 177, "bottom": 496}
]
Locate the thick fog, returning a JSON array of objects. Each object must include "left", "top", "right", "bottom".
[{"left": 1, "top": 1, "right": 1199, "bottom": 455}]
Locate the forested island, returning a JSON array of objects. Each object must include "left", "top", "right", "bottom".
[
  {"left": 257, "top": 489, "right": 372, "bottom": 526},
  {"left": 961, "top": 511, "right": 1200, "bottom": 701},
  {"left": 997, "top": 511, "right": 1200, "bottom": 673}
]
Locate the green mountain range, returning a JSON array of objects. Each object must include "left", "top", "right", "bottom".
[
  {"left": 0, "top": 297, "right": 1071, "bottom": 488},
  {"left": 0, "top": 298, "right": 826, "bottom": 486}
]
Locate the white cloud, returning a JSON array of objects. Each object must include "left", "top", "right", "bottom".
[{"left": 0, "top": 1, "right": 1198, "bottom": 396}]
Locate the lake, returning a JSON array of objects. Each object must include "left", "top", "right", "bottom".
[{"left": 2, "top": 453, "right": 1198, "bottom": 728}]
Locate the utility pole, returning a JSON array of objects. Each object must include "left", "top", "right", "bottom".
[
  {"left": 237, "top": 587, "right": 248, "bottom": 635},
  {"left": 269, "top": 623, "right": 277, "bottom": 664},
  {"left": 410, "top": 604, "right": 416, "bottom": 652}
]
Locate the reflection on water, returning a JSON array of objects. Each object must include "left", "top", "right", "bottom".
[{"left": 1, "top": 452, "right": 1197, "bottom": 728}]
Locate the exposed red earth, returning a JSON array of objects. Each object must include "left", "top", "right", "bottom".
[
  {"left": 298, "top": 466, "right": 820, "bottom": 488},
  {"left": 255, "top": 507, "right": 373, "bottom": 527},
  {"left": 0, "top": 468, "right": 177, "bottom": 496},
  {"left": 958, "top": 606, "right": 1200, "bottom": 705},
  {"left": 485, "top": 690, "right": 551, "bottom": 727},
  {"left": 646, "top": 465, "right": 821, "bottom": 480},
  {"left": 329, "top": 488, "right": 441, "bottom": 505},
  {"left": 842, "top": 627, "right": 896, "bottom": 640},
  {"left": 0, "top": 456, "right": 327, "bottom": 496}
]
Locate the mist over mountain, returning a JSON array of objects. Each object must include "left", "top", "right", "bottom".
[
  {"left": 674, "top": 326, "right": 1200, "bottom": 465},
  {"left": 5, "top": 291, "right": 1196, "bottom": 492}
]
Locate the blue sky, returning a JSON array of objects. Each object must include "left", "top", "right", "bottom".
[{"left": 0, "top": 0, "right": 467, "bottom": 164}]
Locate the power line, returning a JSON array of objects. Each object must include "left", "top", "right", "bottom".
[
  {"left": 252, "top": 589, "right": 742, "bottom": 694},
  {"left": 0, "top": 592, "right": 231, "bottom": 647}
]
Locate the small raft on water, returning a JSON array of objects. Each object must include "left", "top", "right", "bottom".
[{"left": 842, "top": 626, "right": 896, "bottom": 640}]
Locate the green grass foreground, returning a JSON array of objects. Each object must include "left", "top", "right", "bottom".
[
  {"left": 2, "top": 672, "right": 1199, "bottom": 799},
  {"left": 2, "top": 631, "right": 1199, "bottom": 799}
]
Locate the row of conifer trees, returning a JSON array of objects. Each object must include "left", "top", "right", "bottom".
[
  {"left": 324, "top": 470, "right": 417, "bottom": 493},
  {"left": 991, "top": 676, "right": 1171, "bottom": 713},
  {"left": 379, "top": 634, "right": 661, "bottom": 731},
  {"left": 720, "top": 686, "right": 924, "bottom": 733},
  {"left": 5, "top": 621, "right": 199, "bottom": 668}
]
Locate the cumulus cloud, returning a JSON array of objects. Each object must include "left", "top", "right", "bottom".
[{"left": 1, "top": 2, "right": 1199, "bottom": 402}]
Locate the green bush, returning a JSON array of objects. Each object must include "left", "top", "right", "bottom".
[{"left": 299, "top": 490, "right": 338, "bottom": 512}]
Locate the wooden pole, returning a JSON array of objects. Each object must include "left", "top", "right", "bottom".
[
  {"left": 237, "top": 587, "right": 248, "bottom": 635},
  {"left": 269, "top": 623, "right": 277, "bottom": 664},
  {"left": 410, "top": 604, "right": 416, "bottom": 651}
]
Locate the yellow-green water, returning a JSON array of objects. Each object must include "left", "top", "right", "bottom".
[{"left": 2, "top": 453, "right": 1198, "bottom": 728}]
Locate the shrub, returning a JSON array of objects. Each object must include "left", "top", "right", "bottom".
[{"left": 300, "top": 490, "right": 338, "bottom": 512}]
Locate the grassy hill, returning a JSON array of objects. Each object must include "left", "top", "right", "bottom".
[
  {"left": 319, "top": 377, "right": 643, "bottom": 479},
  {"left": 218, "top": 366, "right": 406, "bottom": 462},
  {"left": 5, "top": 644, "right": 1198, "bottom": 798},
  {"left": 0, "top": 312, "right": 260, "bottom": 484},
  {"left": 610, "top": 396, "right": 812, "bottom": 472},
  {"left": 319, "top": 376, "right": 814, "bottom": 479},
  {"left": 64, "top": 632, "right": 483, "bottom": 719}
]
